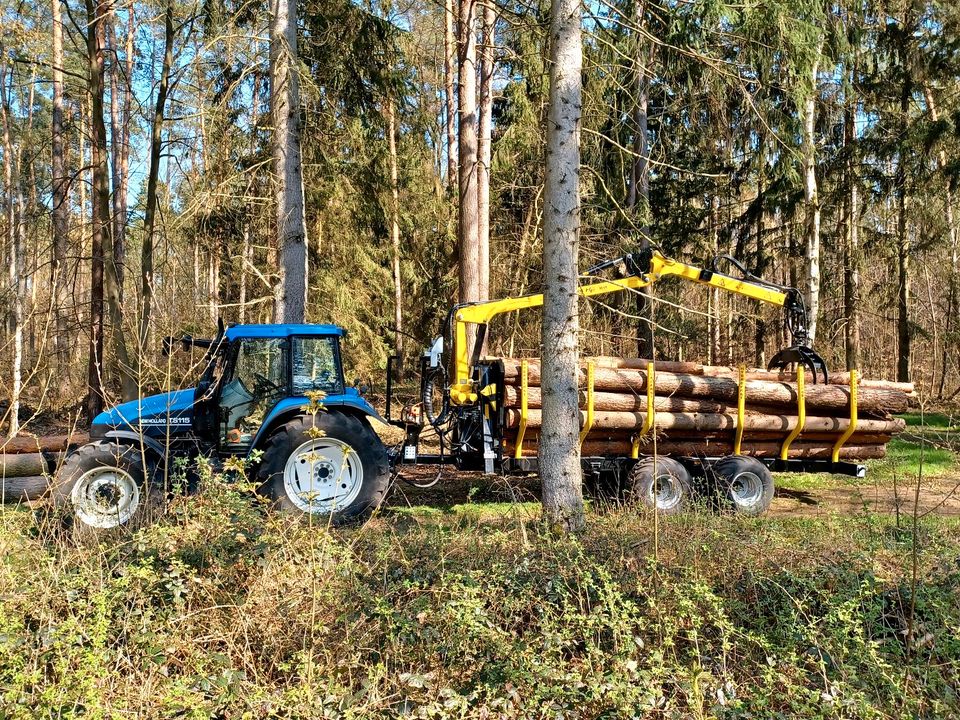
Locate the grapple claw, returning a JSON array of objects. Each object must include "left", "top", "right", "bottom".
[{"left": 767, "top": 346, "right": 829, "bottom": 384}]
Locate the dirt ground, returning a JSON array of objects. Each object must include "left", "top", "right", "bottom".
[{"left": 385, "top": 465, "right": 960, "bottom": 518}]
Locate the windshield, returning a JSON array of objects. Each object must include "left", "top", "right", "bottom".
[{"left": 292, "top": 336, "right": 343, "bottom": 395}]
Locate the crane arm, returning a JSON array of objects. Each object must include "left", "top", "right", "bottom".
[{"left": 448, "top": 249, "right": 823, "bottom": 403}]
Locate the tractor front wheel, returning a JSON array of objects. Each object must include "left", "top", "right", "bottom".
[{"left": 257, "top": 413, "right": 390, "bottom": 524}]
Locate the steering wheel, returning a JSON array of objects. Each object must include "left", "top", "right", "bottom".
[{"left": 253, "top": 372, "right": 283, "bottom": 396}]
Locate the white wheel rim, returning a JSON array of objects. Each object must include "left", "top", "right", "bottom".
[
  {"left": 730, "top": 471, "right": 764, "bottom": 506},
  {"left": 70, "top": 467, "right": 141, "bottom": 529},
  {"left": 649, "top": 472, "right": 682, "bottom": 510},
  {"left": 283, "top": 438, "right": 364, "bottom": 514}
]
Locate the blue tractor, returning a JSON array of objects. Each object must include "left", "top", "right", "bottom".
[{"left": 54, "top": 323, "right": 390, "bottom": 532}]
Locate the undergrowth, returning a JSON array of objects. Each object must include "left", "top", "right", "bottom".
[{"left": 0, "top": 471, "right": 958, "bottom": 719}]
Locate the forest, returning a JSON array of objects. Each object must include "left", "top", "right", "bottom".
[{"left": 0, "top": 0, "right": 959, "bottom": 433}]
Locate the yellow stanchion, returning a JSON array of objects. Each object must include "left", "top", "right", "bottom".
[
  {"left": 780, "top": 366, "right": 806, "bottom": 460},
  {"left": 631, "top": 361, "right": 656, "bottom": 459},
  {"left": 832, "top": 369, "right": 859, "bottom": 463},
  {"left": 579, "top": 361, "right": 595, "bottom": 446},
  {"left": 734, "top": 364, "right": 746, "bottom": 455},
  {"left": 514, "top": 360, "right": 528, "bottom": 460}
]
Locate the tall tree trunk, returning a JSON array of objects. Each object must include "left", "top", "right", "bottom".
[
  {"left": 385, "top": 98, "right": 404, "bottom": 361},
  {"left": 271, "top": 0, "right": 307, "bottom": 323},
  {"left": 240, "top": 73, "right": 261, "bottom": 324},
  {"left": 539, "top": 0, "right": 584, "bottom": 533},
  {"left": 107, "top": 17, "right": 124, "bottom": 298},
  {"left": 0, "top": 62, "right": 23, "bottom": 437},
  {"left": 457, "top": 0, "right": 480, "bottom": 353},
  {"left": 444, "top": 0, "right": 457, "bottom": 188},
  {"left": 843, "top": 87, "right": 861, "bottom": 371},
  {"left": 627, "top": 0, "right": 653, "bottom": 358},
  {"left": 754, "top": 173, "right": 766, "bottom": 367},
  {"left": 477, "top": 0, "right": 494, "bottom": 304},
  {"left": 802, "top": 53, "right": 822, "bottom": 345},
  {"left": 896, "top": 73, "right": 912, "bottom": 382},
  {"left": 924, "top": 86, "right": 958, "bottom": 396},
  {"left": 141, "top": 0, "right": 173, "bottom": 350},
  {"left": 86, "top": 0, "right": 135, "bottom": 407},
  {"left": 51, "top": 0, "right": 70, "bottom": 367}
]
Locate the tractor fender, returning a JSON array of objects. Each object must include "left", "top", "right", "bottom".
[
  {"left": 102, "top": 430, "right": 169, "bottom": 463},
  {"left": 249, "top": 393, "right": 384, "bottom": 456}
]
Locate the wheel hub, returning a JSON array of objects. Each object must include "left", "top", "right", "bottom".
[
  {"left": 730, "top": 471, "right": 763, "bottom": 506},
  {"left": 650, "top": 473, "right": 681, "bottom": 510},
  {"left": 284, "top": 438, "right": 363, "bottom": 514},
  {"left": 71, "top": 467, "right": 141, "bottom": 529}
]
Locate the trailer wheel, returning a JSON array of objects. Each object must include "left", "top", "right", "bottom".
[
  {"left": 257, "top": 412, "right": 390, "bottom": 524},
  {"left": 714, "top": 456, "right": 775, "bottom": 516},
  {"left": 52, "top": 441, "right": 160, "bottom": 535},
  {"left": 627, "top": 456, "right": 692, "bottom": 513}
]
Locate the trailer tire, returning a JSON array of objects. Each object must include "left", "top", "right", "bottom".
[
  {"left": 714, "top": 456, "right": 774, "bottom": 516},
  {"left": 257, "top": 412, "right": 389, "bottom": 524},
  {"left": 627, "top": 456, "right": 692, "bottom": 513},
  {"left": 52, "top": 441, "right": 161, "bottom": 536}
]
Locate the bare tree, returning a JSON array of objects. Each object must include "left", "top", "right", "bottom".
[
  {"left": 539, "top": 0, "right": 584, "bottom": 533},
  {"left": 477, "top": 0, "right": 494, "bottom": 303},
  {"left": 386, "top": 97, "right": 403, "bottom": 360},
  {"left": 802, "top": 50, "right": 822, "bottom": 344},
  {"left": 444, "top": 0, "right": 457, "bottom": 188},
  {"left": 271, "top": 0, "right": 308, "bottom": 323},
  {"left": 141, "top": 0, "right": 173, "bottom": 349},
  {"left": 51, "top": 0, "right": 70, "bottom": 366}
]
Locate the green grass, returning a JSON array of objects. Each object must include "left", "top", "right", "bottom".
[
  {"left": 2, "top": 471, "right": 960, "bottom": 719},
  {"left": 899, "top": 411, "right": 958, "bottom": 429}
]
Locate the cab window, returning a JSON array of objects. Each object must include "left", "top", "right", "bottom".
[
  {"left": 219, "top": 338, "right": 288, "bottom": 448},
  {"left": 292, "top": 337, "right": 342, "bottom": 395}
]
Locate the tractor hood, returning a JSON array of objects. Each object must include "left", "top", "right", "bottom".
[{"left": 91, "top": 389, "right": 196, "bottom": 438}]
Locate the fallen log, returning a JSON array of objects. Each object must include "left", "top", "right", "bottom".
[
  {"left": 503, "top": 409, "right": 905, "bottom": 435},
  {"left": 0, "top": 452, "right": 50, "bottom": 477},
  {"left": 0, "top": 433, "right": 88, "bottom": 454},
  {"left": 501, "top": 361, "right": 910, "bottom": 415},
  {"left": 1, "top": 475, "right": 49, "bottom": 502},
  {"left": 510, "top": 440, "right": 887, "bottom": 460}
]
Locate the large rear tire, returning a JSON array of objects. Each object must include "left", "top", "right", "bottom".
[
  {"left": 52, "top": 441, "right": 160, "bottom": 536},
  {"left": 713, "top": 455, "right": 775, "bottom": 516},
  {"left": 627, "top": 456, "right": 692, "bottom": 514},
  {"left": 256, "top": 413, "right": 390, "bottom": 524}
]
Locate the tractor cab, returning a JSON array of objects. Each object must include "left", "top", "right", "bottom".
[{"left": 90, "top": 323, "right": 380, "bottom": 457}]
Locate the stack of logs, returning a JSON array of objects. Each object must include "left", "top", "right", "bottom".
[
  {"left": 499, "top": 357, "right": 913, "bottom": 460},
  {"left": 0, "top": 433, "right": 87, "bottom": 502}
]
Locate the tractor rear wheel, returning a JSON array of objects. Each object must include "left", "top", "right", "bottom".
[
  {"left": 52, "top": 441, "right": 161, "bottom": 536},
  {"left": 256, "top": 412, "right": 390, "bottom": 524},
  {"left": 713, "top": 455, "right": 775, "bottom": 516},
  {"left": 627, "top": 456, "right": 692, "bottom": 514}
]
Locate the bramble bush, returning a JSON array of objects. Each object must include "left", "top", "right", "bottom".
[{"left": 0, "top": 470, "right": 958, "bottom": 718}]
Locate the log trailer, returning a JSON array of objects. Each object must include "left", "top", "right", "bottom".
[
  {"left": 22, "top": 249, "right": 871, "bottom": 533},
  {"left": 386, "top": 248, "right": 865, "bottom": 516}
]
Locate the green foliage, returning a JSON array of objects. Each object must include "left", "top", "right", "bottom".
[{"left": 1, "top": 477, "right": 959, "bottom": 717}]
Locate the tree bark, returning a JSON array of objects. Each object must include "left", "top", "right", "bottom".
[
  {"left": 51, "top": 0, "right": 70, "bottom": 367},
  {"left": 896, "top": 71, "right": 911, "bottom": 382},
  {"left": 271, "top": 0, "right": 308, "bottom": 323},
  {"left": 457, "top": 0, "right": 480, "bottom": 353},
  {"left": 477, "top": 0, "right": 494, "bottom": 304},
  {"left": 802, "top": 52, "right": 822, "bottom": 344},
  {"left": 444, "top": 0, "right": 457, "bottom": 188},
  {"left": 140, "top": 0, "right": 173, "bottom": 350},
  {"left": 0, "top": 61, "right": 23, "bottom": 437},
  {"left": 843, "top": 80, "right": 861, "bottom": 371},
  {"left": 539, "top": 0, "right": 584, "bottom": 532},
  {"left": 107, "top": 17, "right": 124, "bottom": 297},
  {"left": 386, "top": 97, "right": 404, "bottom": 361}
]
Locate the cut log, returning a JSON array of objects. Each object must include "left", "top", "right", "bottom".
[
  {"left": 1, "top": 475, "right": 49, "bottom": 502},
  {"left": 503, "top": 385, "right": 735, "bottom": 414},
  {"left": 0, "top": 453, "right": 49, "bottom": 477},
  {"left": 0, "top": 433, "right": 88, "bottom": 454},
  {"left": 507, "top": 430, "right": 894, "bottom": 445},
  {"left": 501, "top": 361, "right": 910, "bottom": 415},
  {"left": 511, "top": 439, "right": 887, "bottom": 460},
  {"left": 504, "top": 409, "right": 905, "bottom": 435}
]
